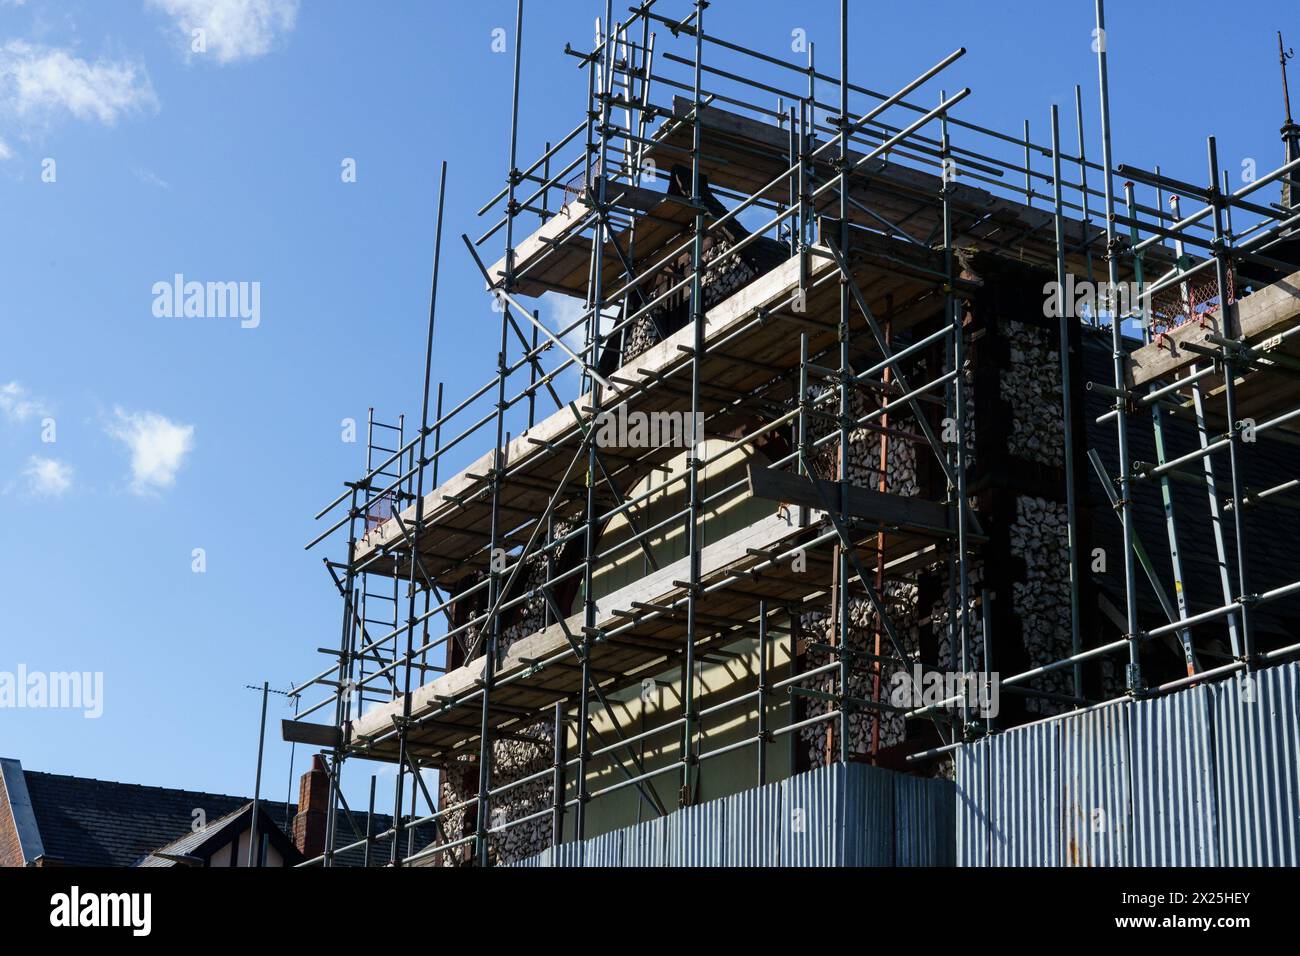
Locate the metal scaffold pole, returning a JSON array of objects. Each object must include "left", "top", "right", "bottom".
[
  {"left": 1124, "top": 180, "right": 1197, "bottom": 677},
  {"left": 1094, "top": 0, "right": 1143, "bottom": 696},
  {"left": 941, "top": 84, "right": 972, "bottom": 730},
  {"left": 1050, "top": 104, "right": 1084, "bottom": 703},
  {"left": 1206, "top": 135, "right": 1256, "bottom": 667},
  {"left": 681, "top": 0, "right": 706, "bottom": 807},
  {"left": 323, "top": 484, "right": 360, "bottom": 867},
  {"left": 836, "top": 0, "right": 852, "bottom": 765},
  {"left": 475, "top": 0, "right": 527, "bottom": 868},
  {"left": 393, "top": 161, "right": 448, "bottom": 865}
]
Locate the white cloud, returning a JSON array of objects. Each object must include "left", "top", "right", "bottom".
[
  {"left": 105, "top": 408, "right": 195, "bottom": 493},
  {"left": 0, "top": 381, "right": 50, "bottom": 424},
  {"left": 0, "top": 41, "right": 158, "bottom": 129},
  {"left": 0, "top": 137, "right": 12, "bottom": 160},
  {"left": 23, "top": 456, "right": 73, "bottom": 498},
  {"left": 543, "top": 293, "right": 619, "bottom": 347},
  {"left": 133, "top": 166, "right": 169, "bottom": 189},
  {"left": 147, "top": 0, "right": 299, "bottom": 65},
  {"left": 542, "top": 292, "right": 587, "bottom": 354}
]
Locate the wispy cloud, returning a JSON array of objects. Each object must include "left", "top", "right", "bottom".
[
  {"left": 23, "top": 455, "right": 73, "bottom": 498},
  {"left": 542, "top": 292, "right": 588, "bottom": 356},
  {"left": 540, "top": 292, "right": 617, "bottom": 376},
  {"left": 146, "top": 0, "right": 300, "bottom": 65},
  {"left": 133, "top": 166, "right": 170, "bottom": 189},
  {"left": 0, "top": 40, "right": 158, "bottom": 133},
  {"left": 0, "top": 381, "right": 51, "bottom": 424},
  {"left": 105, "top": 407, "right": 195, "bottom": 493}
]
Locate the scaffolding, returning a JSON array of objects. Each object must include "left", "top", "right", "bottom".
[{"left": 282, "top": 0, "right": 1300, "bottom": 867}]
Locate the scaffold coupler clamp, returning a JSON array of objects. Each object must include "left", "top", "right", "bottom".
[{"left": 1125, "top": 659, "right": 1145, "bottom": 697}]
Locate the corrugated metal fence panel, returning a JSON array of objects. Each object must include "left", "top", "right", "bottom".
[
  {"left": 1213, "top": 663, "right": 1300, "bottom": 866},
  {"left": 1130, "top": 685, "right": 1218, "bottom": 866},
  {"left": 667, "top": 798, "right": 726, "bottom": 866},
  {"left": 621, "top": 815, "right": 669, "bottom": 867},
  {"left": 583, "top": 828, "right": 624, "bottom": 867},
  {"left": 509, "top": 763, "right": 953, "bottom": 867},
  {"left": 1061, "top": 702, "right": 1131, "bottom": 866},
  {"left": 954, "top": 737, "right": 989, "bottom": 866},
  {"left": 721, "top": 776, "right": 782, "bottom": 866},
  {"left": 844, "top": 762, "right": 895, "bottom": 865},
  {"left": 895, "top": 773, "right": 956, "bottom": 866},
  {"left": 550, "top": 841, "right": 585, "bottom": 867},
  {"left": 988, "top": 719, "right": 1061, "bottom": 866},
  {"left": 507, "top": 846, "right": 551, "bottom": 867},
  {"left": 780, "top": 763, "right": 845, "bottom": 866}
]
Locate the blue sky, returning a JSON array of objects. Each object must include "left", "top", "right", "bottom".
[{"left": 2, "top": 0, "right": 1296, "bottom": 814}]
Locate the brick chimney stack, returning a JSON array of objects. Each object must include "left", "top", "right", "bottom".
[{"left": 292, "top": 755, "right": 329, "bottom": 859}]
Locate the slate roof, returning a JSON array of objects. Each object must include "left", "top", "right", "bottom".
[
  {"left": 14, "top": 763, "right": 435, "bottom": 867},
  {"left": 136, "top": 804, "right": 252, "bottom": 867},
  {"left": 20, "top": 770, "right": 283, "bottom": 868},
  {"left": 137, "top": 802, "right": 303, "bottom": 867}
]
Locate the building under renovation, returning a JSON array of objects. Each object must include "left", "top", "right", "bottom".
[{"left": 282, "top": 1, "right": 1300, "bottom": 867}]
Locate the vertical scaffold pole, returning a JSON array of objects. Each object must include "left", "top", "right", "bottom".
[
  {"left": 475, "top": 0, "right": 525, "bottom": 868},
  {"left": 475, "top": 291, "right": 510, "bottom": 867},
  {"left": 1170, "top": 193, "right": 1241, "bottom": 659},
  {"left": 552, "top": 700, "right": 567, "bottom": 845},
  {"left": 835, "top": 0, "right": 851, "bottom": 765},
  {"left": 941, "top": 89, "right": 971, "bottom": 726},
  {"left": 1050, "top": 105, "right": 1084, "bottom": 703},
  {"left": 394, "top": 162, "right": 447, "bottom": 866},
  {"left": 758, "top": 599, "right": 769, "bottom": 785},
  {"left": 578, "top": 0, "right": 616, "bottom": 839},
  {"left": 324, "top": 483, "right": 360, "bottom": 867},
  {"left": 1125, "top": 180, "right": 1197, "bottom": 677},
  {"left": 681, "top": 0, "right": 706, "bottom": 807},
  {"left": 1094, "top": 0, "right": 1143, "bottom": 694},
  {"left": 1206, "top": 135, "right": 1254, "bottom": 666},
  {"left": 363, "top": 774, "right": 376, "bottom": 869},
  {"left": 1074, "top": 86, "right": 1097, "bottom": 289},
  {"left": 573, "top": 9, "right": 600, "bottom": 845}
]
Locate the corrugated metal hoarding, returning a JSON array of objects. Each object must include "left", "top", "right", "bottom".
[
  {"left": 895, "top": 772, "right": 956, "bottom": 866},
  {"left": 667, "top": 799, "right": 725, "bottom": 866},
  {"left": 1130, "top": 684, "right": 1217, "bottom": 866},
  {"left": 780, "top": 762, "right": 850, "bottom": 866},
  {"left": 988, "top": 717, "right": 1061, "bottom": 866},
  {"left": 957, "top": 659, "right": 1300, "bottom": 866},
  {"left": 620, "top": 816, "right": 668, "bottom": 867},
  {"left": 721, "top": 776, "right": 782, "bottom": 866},
  {"left": 1213, "top": 664, "right": 1299, "bottom": 865},
  {"left": 509, "top": 761, "right": 955, "bottom": 867},
  {"left": 1061, "top": 702, "right": 1130, "bottom": 866}
]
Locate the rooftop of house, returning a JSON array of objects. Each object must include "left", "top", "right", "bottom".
[{"left": 0, "top": 756, "right": 434, "bottom": 867}]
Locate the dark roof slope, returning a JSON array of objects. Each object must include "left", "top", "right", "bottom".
[
  {"left": 138, "top": 802, "right": 303, "bottom": 867},
  {"left": 21, "top": 770, "right": 292, "bottom": 868},
  {"left": 19, "top": 763, "right": 435, "bottom": 867}
]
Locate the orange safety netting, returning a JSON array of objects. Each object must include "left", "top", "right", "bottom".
[
  {"left": 364, "top": 493, "right": 394, "bottom": 532},
  {"left": 1147, "top": 266, "right": 1235, "bottom": 340}
]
